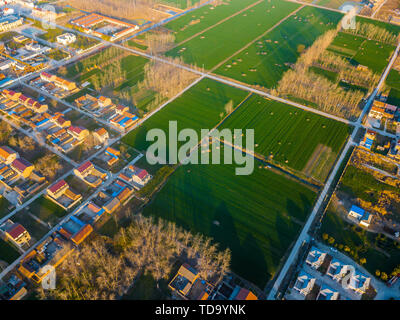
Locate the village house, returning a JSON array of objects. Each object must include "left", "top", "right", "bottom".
[
  {"left": 76, "top": 202, "right": 105, "bottom": 224},
  {"left": 10, "top": 158, "right": 34, "bottom": 179},
  {"left": 169, "top": 263, "right": 201, "bottom": 298},
  {"left": 0, "top": 274, "right": 27, "bottom": 300},
  {"left": 0, "top": 219, "right": 31, "bottom": 247},
  {"left": 348, "top": 205, "right": 373, "bottom": 228},
  {"left": 316, "top": 284, "right": 339, "bottom": 300},
  {"left": 118, "top": 165, "right": 152, "bottom": 189},
  {"left": 67, "top": 125, "right": 89, "bottom": 141},
  {"left": 1, "top": 89, "right": 48, "bottom": 113},
  {"left": 305, "top": 246, "right": 328, "bottom": 270},
  {"left": 93, "top": 127, "right": 109, "bottom": 144},
  {"left": 56, "top": 33, "right": 76, "bottom": 46},
  {"left": 46, "top": 179, "right": 82, "bottom": 210},
  {"left": 92, "top": 179, "right": 133, "bottom": 214},
  {"left": 0, "top": 146, "right": 18, "bottom": 164},
  {"left": 369, "top": 100, "right": 397, "bottom": 120},
  {"left": 58, "top": 216, "right": 93, "bottom": 246},
  {"left": 73, "top": 161, "right": 107, "bottom": 188},
  {"left": 103, "top": 147, "right": 120, "bottom": 166},
  {"left": 18, "top": 234, "right": 73, "bottom": 284},
  {"left": 293, "top": 270, "right": 316, "bottom": 298},
  {"left": 39, "top": 72, "right": 77, "bottom": 92},
  {"left": 109, "top": 111, "right": 139, "bottom": 131},
  {"left": 361, "top": 130, "right": 376, "bottom": 150}
]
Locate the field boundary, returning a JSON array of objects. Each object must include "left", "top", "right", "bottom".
[
  {"left": 210, "top": 4, "right": 305, "bottom": 72},
  {"left": 172, "top": 0, "right": 264, "bottom": 48}
]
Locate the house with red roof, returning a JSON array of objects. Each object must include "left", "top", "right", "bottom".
[
  {"left": 0, "top": 146, "right": 18, "bottom": 164},
  {"left": 1, "top": 219, "right": 31, "bottom": 247},
  {"left": 73, "top": 161, "right": 107, "bottom": 187},
  {"left": 46, "top": 179, "right": 82, "bottom": 210},
  {"left": 118, "top": 164, "right": 151, "bottom": 189},
  {"left": 11, "top": 158, "right": 34, "bottom": 179}
]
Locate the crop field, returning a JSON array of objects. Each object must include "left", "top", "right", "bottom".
[
  {"left": 29, "top": 196, "right": 67, "bottom": 226},
  {"left": 143, "top": 151, "right": 317, "bottom": 287},
  {"left": 386, "top": 69, "right": 400, "bottom": 91},
  {"left": 166, "top": 0, "right": 300, "bottom": 69},
  {"left": 214, "top": 6, "right": 343, "bottom": 88},
  {"left": 219, "top": 95, "right": 350, "bottom": 182},
  {"left": 122, "top": 78, "right": 248, "bottom": 153},
  {"left": 351, "top": 40, "right": 395, "bottom": 74},
  {"left": 0, "top": 239, "right": 20, "bottom": 264},
  {"left": 161, "top": 0, "right": 200, "bottom": 9},
  {"left": 165, "top": 0, "right": 258, "bottom": 43},
  {"left": 327, "top": 32, "right": 366, "bottom": 57}
]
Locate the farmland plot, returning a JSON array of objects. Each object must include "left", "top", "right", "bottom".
[
  {"left": 166, "top": 0, "right": 301, "bottom": 69},
  {"left": 219, "top": 95, "right": 350, "bottom": 182},
  {"left": 122, "top": 78, "right": 248, "bottom": 153},
  {"left": 215, "top": 6, "right": 343, "bottom": 88},
  {"left": 143, "top": 152, "right": 317, "bottom": 287}
]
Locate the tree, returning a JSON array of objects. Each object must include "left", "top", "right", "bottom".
[{"left": 35, "top": 154, "right": 63, "bottom": 179}]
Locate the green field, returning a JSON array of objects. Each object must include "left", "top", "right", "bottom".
[
  {"left": 327, "top": 32, "right": 366, "bottom": 57},
  {"left": 122, "top": 78, "right": 248, "bottom": 153},
  {"left": 29, "top": 196, "right": 66, "bottom": 225},
  {"left": 166, "top": 0, "right": 300, "bottom": 69},
  {"left": 165, "top": 0, "right": 258, "bottom": 43},
  {"left": 0, "top": 239, "right": 20, "bottom": 264},
  {"left": 161, "top": 0, "right": 200, "bottom": 10},
  {"left": 220, "top": 95, "right": 350, "bottom": 182},
  {"left": 386, "top": 69, "right": 400, "bottom": 91},
  {"left": 143, "top": 157, "right": 317, "bottom": 287},
  {"left": 215, "top": 6, "right": 343, "bottom": 88},
  {"left": 351, "top": 40, "right": 395, "bottom": 74}
]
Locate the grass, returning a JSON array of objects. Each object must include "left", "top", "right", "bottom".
[
  {"left": 122, "top": 273, "right": 169, "bottom": 299},
  {"left": 386, "top": 70, "right": 400, "bottom": 91},
  {"left": 387, "top": 87, "right": 400, "bottom": 106},
  {"left": 351, "top": 40, "right": 395, "bottom": 74},
  {"left": 219, "top": 95, "right": 350, "bottom": 181},
  {"left": 122, "top": 78, "right": 248, "bottom": 153},
  {"left": 161, "top": 0, "right": 200, "bottom": 10},
  {"left": 166, "top": 0, "right": 301, "bottom": 69},
  {"left": 339, "top": 165, "right": 399, "bottom": 204},
  {"left": 143, "top": 155, "right": 317, "bottom": 288},
  {"left": 327, "top": 32, "right": 365, "bottom": 58},
  {"left": 309, "top": 66, "right": 338, "bottom": 82},
  {"left": 0, "top": 239, "right": 20, "bottom": 264},
  {"left": 29, "top": 196, "right": 66, "bottom": 225},
  {"left": 214, "top": 6, "right": 343, "bottom": 88},
  {"left": 0, "top": 197, "right": 11, "bottom": 219}
]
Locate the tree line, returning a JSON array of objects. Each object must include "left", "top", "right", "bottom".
[{"left": 37, "top": 214, "right": 231, "bottom": 300}]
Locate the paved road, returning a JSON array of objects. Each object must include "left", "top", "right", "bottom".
[
  {"left": 267, "top": 41, "right": 400, "bottom": 300},
  {"left": 371, "top": 0, "right": 388, "bottom": 18}
]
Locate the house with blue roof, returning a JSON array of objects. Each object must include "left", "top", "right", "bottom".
[
  {"left": 293, "top": 270, "right": 316, "bottom": 298},
  {"left": 305, "top": 246, "right": 328, "bottom": 270},
  {"left": 317, "top": 284, "right": 339, "bottom": 300},
  {"left": 348, "top": 205, "right": 373, "bottom": 228}
]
